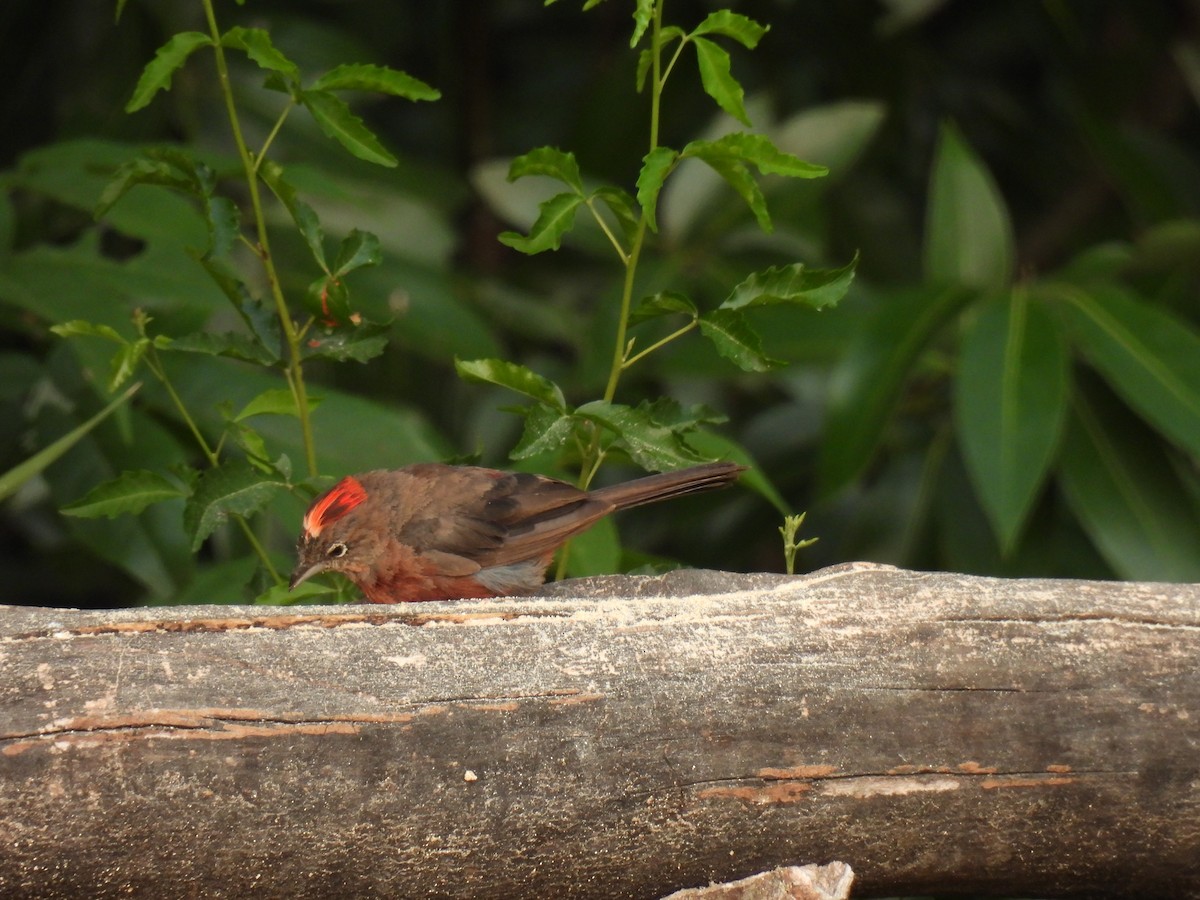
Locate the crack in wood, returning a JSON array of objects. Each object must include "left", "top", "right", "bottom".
[{"left": 938, "top": 613, "right": 1199, "bottom": 630}]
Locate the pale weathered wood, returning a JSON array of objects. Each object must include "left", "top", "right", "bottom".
[{"left": 1, "top": 563, "right": 1197, "bottom": 898}]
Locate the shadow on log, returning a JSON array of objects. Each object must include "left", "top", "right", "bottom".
[{"left": 1, "top": 563, "right": 1197, "bottom": 898}]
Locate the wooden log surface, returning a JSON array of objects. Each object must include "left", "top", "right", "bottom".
[{"left": 1, "top": 562, "right": 1197, "bottom": 898}]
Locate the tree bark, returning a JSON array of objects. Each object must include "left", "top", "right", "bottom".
[{"left": 1, "top": 563, "right": 1197, "bottom": 898}]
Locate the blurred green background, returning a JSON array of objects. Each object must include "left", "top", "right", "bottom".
[{"left": 2, "top": 0, "right": 1199, "bottom": 607}]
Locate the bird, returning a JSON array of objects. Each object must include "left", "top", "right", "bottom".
[{"left": 289, "top": 461, "right": 745, "bottom": 602}]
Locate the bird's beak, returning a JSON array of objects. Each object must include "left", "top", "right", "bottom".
[{"left": 288, "top": 561, "right": 327, "bottom": 591}]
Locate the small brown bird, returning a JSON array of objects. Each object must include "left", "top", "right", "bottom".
[{"left": 289, "top": 461, "right": 744, "bottom": 602}]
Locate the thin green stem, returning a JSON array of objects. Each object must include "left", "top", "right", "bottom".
[
  {"left": 200, "top": 0, "right": 318, "bottom": 479},
  {"left": 254, "top": 102, "right": 295, "bottom": 175},
  {"left": 622, "top": 319, "right": 697, "bottom": 370},
  {"left": 583, "top": 197, "right": 629, "bottom": 265}
]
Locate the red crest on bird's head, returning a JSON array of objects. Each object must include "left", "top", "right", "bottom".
[{"left": 303, "top": 476, "right": 367, "bottom": 538}]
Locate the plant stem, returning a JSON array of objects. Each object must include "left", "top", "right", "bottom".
[
  {"left": 622, "top": 319, "right": 697, "bottom": 370},
  {"left": 201, "top": 0, "right": 318, "bottom": 479}
]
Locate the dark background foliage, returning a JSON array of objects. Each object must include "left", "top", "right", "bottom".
[{"left": 3, "top": 0, "right": 1199, "bottom": 607}]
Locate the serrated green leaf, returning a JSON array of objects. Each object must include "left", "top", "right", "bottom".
[
  {"left": 1058, "top": 283, "right": 1200, "bottom": 458},
  {"left": 51, "top": 320, "right": 128, "bottom": 344},
  {"left": 333, "top": 229, "right": 382, "bottom": 276},
  {"left": 221, "top": 26, "right": 300, "bottom": 83},
  {"left": 95, "top": 156, "right": 200, "bottom": 219},
  {"left": 694, "top": 154, "right": 768, "bottom": 230},
  {"left": 234, "top": 388, "right": 321, "bottom": 422},
  {"left": 0, "top": 384, "right": 140, "bottom": 503},
  {"left": 301, "top": 319, "right": 390, "bottom": 363},
  {"left": 183, "top": 460, "right": 287, "bottom": 551},
  {"left": 819, "top": 286, "right": 971, "bottom": 493},
  {"left": 636, "top": 147, "right": 679, "bottom": 233},
  {"left": 226, "top": 419, "right": 270, "bottom": 468},
  {"left": 126, "top": 32, "right": 213, "bottom": 113},
  {"left": 192, "top": 255, "right": 283, "bottom": 359},
  {"left": 629, "top": 291, "right": 698, "bottom": 327},
  {"left": 693, "top": 37, "right": 750, "bottom": 126},
  {"left": 108, "top": 338, "right": 149, "bottom": 392},
  {"left": 205, "top": 195, "right": 240, "bottom": 258},
  {"left": 455, "top": 358, "right": 568, "bottom": 412},
  {"left": 312, "top": 63, "right": 440, "bottom": 101},
  {"left": 636, "top": 48, "right": 654, "bottom": 92},
  {"left": 497, "top": 192, "right": 585, "bottom": 254},
  {"left": 166, "top": 330, "right": 279, "bottom": 366},
  {"left": 630, "top": 0, "right": 654, "bottom": 47},
  {"left": 698, "top": 309, "right": 781, "bottom": 372},
  {"left": 507, "top": 147, "right": 584, "bottom": 193},
  {"left": 591, "top": 186, "right": 640, "bottom": 242},
  {"left": 511, "top": 403, "right": 577, "bottom": 459},
  {"left": 722, "top": 258, "right": 857, "bottom": 311},
  {"left": 260, "top": 160, "right": 327, "bottom": 270},
  {"left": 61, "top": 469, "right": 186, "bottom": 519},
  {"left": 1059, "top": 388, "right": 1200, "bottom": 582},
  {"left": 575, "top": 400, "right": 708, "bottom": 471},
  {"left": 301, "top": 89, "right": 398, "bottom": 167},
  {"left": 924, "top": 122, "right": 1015, "bottom": 289},
  {"left": 691, "top": 10, "right": 768, "bottom": 48},
  {"left": 956, "top": 294, "right": 1069, "bottom": 552},
  {"left": 683, "top": 133, "right": 828, "bottom": 178}
]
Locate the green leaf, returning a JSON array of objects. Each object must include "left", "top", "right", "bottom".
[
  {"left": 692, "top": 37, "right": 750, "bottom": 126},
  {"left": 312, "top": 63, "right": 440, "bottom": 101},
  {"left": 51, "top": 320, "right": 128, "bottom": 344},
  {"left": 183, "top": 460, "right": 287, "bottom": 552},
  {"left": 629, "top": 291, "right": 698, "bottom": 327},
  {"left": 333, "top": 229, "right": 382, "bottom": 276},
  {"left": 205, "top": 195, "right": 240, "bottom": 258},
  {"left": 924, "top": 122, "right": 1015, "bottom": 290},
  {"left": 234, "top": 388, "right": 321, "bottom": 422},
  {"left": 636, "top": 147, "right": 679, "bottom": 233},
  {"left": 575, "top": 400, "right": 708, "bottom": 471},
  {"left": 165, "top": 330, "right": 278, "bottom": 366},
  {"left": 698, "top": 309, "right": 781, "bottom": 372},
  {"left": 126, "top": 32, "right": 213, "bottom": 113},
  {"left": 0, "top": 384, "right": 140, "bottom": 503},
  {"left": 721, "top": 258, "right": 857, "bottom": 311},
  {"left": 260, "top": 160, "right": 327, "bottom": 270},
  {"left": 592, "top": 186, "right": 640, "bottom": 241},
  {"left": 683, "top": 133, "right": 828, "bottom": 179},
  {"left": 109, "top": 338, "right": 150, "bottom": 392},
  {"left": 455, "top": 358, "right": 568, "bottom": 412},
  {"left": 1058, "top": 283, "right": 1200, "bottom": 458},
  {"left": 507, "top": 147, "right": 584, "bottom": 193},
  {"left": 956, "top": 294, "right": 1070, "bottom": 552},
  {"left": 95, "top": 155, "right": 200, "bottom": 219},
  {"left": 691, "top": 10, "right": 769, "bottom": 48},
  {"left": 221, "top": 26, "right": 300, "bottom": 83},
  {"left": 497, "top": 192, "right": 585, "bottom": 254},
  {"left": 300, "top": 319, "right": 391, "bottom": 363},
  {"left": 820, "top": 286, "right": 971, "bottom": 493},
  {"left": 511, "top": 403, "right": 577, "bottom": 459},
  {"left": 1059, "top": 389, "right": 1200, "bottom": 582},
  {"left": 61, "top": 469, "right": 186, "bottom": 519},
  {"left": 630, "top": 0, "right": 654, "bottom": 47},
  {"left": 300, "top": 89, "right": 398, "bottom": 167}
]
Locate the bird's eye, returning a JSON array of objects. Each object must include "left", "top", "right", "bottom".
[{"left": 327, "top": 541, "right": 348, "bottom": 559}]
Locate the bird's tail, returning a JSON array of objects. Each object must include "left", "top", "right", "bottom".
[{"left": 590, "top": 461, "right": 745, "bottom": 511}]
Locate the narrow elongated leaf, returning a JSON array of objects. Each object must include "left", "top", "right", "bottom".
[
  {"left": 820, "top": 286, "right": 971, "bottom": 493},
  {"left": 507, "top": 147, "right": 584, "bottom": 193},
  {"left": 221, "top": 27, "right": 300, "bottom": 83},
  {"left": 629, "top": 0, "right": 654, "bottom": 47},
  {"left": 62, "top": 469, "right": 186, "bottom": 519},
  {"left": 591, "top": 186, "right": 640, "bottom": 242},
  {"left": 312, "top": 63, "right": 440, "bottom": 101},
  {"left": 699, "top": 309, "right": 780, "bottom": 372},
  {"left": 684, "top": 133, "right": 828, "bottom": 178},
  {"left": 1060, "top": 389, "right": 1200, "bottom": 582},
  {"left": 497, "top": 192, "right": 584, "bottom": 254},
  {"left": 259, "top": 160, "right": 327, "bottom": 270},
  {"left": 636, "top": 147, "right": 679, "bottom": 232},
  {"left": 693, "top": 38, "right": 750, "bottom": 126},
  {"left": 956, "top": 294, "right": 1069, "bottom": 551},
  {"left": 629, "top": 291, "right": 698, "bottom": 327},
  {"left": 95, "top": 156, "right": 198, "bottom": 219},
  {"left": 722, "top": 258, "right": 857, "bottom": 311},
  {"left": 691, "top": 11, "right": 769, "bottom": 48},
  {"left": 455, "top": 358, "right": 567, "bottom": 412},
  {"left": 183, "top": 461, "right": 287, "bottom": 551},
  {"left": 108, "top": 338, "right": 149, "bottom": 392},
  {"left": 51, "top": 320, "right": 127, "bottom": 344},
  {"left": 699, "top": 156, "right": 768, "bottom": 230},
  {"left": 575, "top": 400, "right": 708, "bottom": 471},
  {"left": 1058, "top": 283, "right": 1200, "bottom": 458},
  {"left": 165, "top": 330, "right": 278, "bottom": 366},
  {"left": 301, "top": 90, "right": 398, "bottom": 167},
  {"left": 0, "top": 384, "right": 140, "bottom": 502},
  {"left": 126, "top": 32, "right": 213, "bottom": 113},
  {"left": 235, "top": 388, "right": 321, "bottom": 421},
  {"left": 924, "top": 122, "right": 1015, "bottom": 289}
]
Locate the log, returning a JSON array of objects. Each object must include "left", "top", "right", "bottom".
[{"left": 1, "top": 563, "right": 1197, "bottom": 898}]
